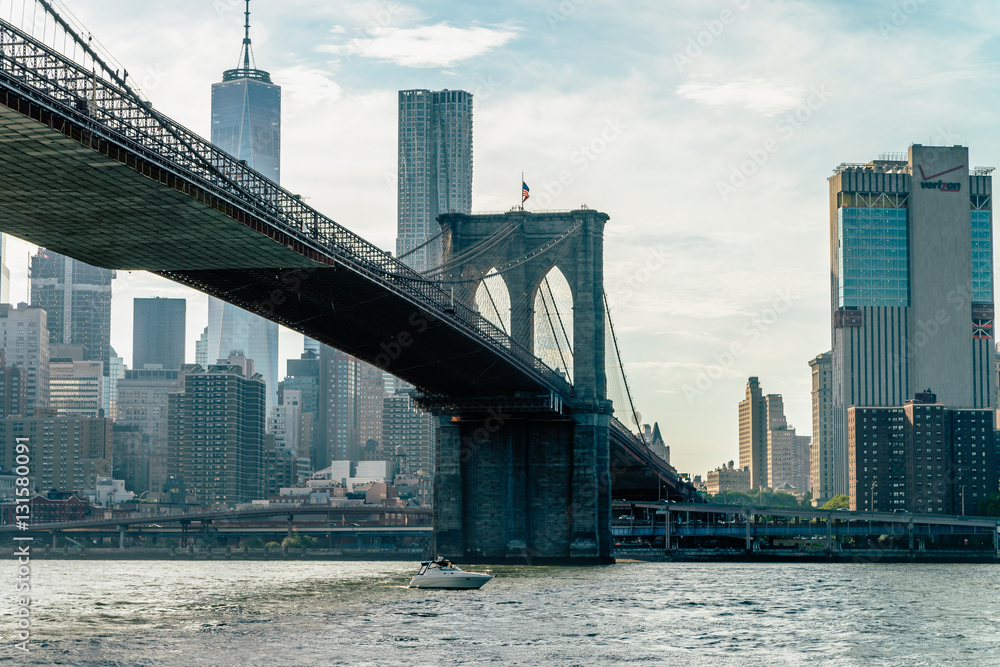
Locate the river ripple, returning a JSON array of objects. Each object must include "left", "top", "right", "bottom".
[{"left": 1, "top": 560, "right": 999, "bottom": 665}]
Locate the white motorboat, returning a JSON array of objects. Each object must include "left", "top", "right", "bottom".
[{"left": 408, "top": 558, "right": 493, "bottom": 590}]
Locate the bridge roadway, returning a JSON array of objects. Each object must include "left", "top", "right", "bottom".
[{"left": 0, "top": 505, "right": 432, "bottom": 533}]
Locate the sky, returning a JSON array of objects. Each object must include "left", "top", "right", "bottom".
[{"left": 4, "top": 0, "right": 1000, "bottom": 478}]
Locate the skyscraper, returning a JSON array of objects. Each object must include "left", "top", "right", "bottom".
[
  {"left": 167, "top": 353, "right": 265, "bottom": 506},
  {"left": 317, "top": 346, "right": 385, "bottom": 466},
  {"left": 133, "top": 298, "right": 186, "bottom": 370},
  {"left": 48, "top": 359, "right": 104, "bottom": 417},
  {"left": 30, "top": 249, "right": 114, "bottom": 365},
  {"left": 117, "top": 366, "right": 192, "bottom": 498},
  {"left": 829, "top": 145, "right": 994, "bottom": 496},
  {"left": 211, "top": 1, "right": 280, "bottom": 182},
  {"left": 0, "top": 303, "right": 49, "bottom": 412},
  {"left": 738, "top": 377, "right": 768, "bottom": 489},
  {"left": 280, "top": 346, "right": 320, "bottom": 469},
  {"left": 397, "top": 89, "right": 473, "bottom": 272},
  {"left": 208, "top": 1, "right": 281, "bottom": 415},
  {"left": 195, "top": 326, "right": 208, "bottom": 368},
  {"left": 809, "top": 351, "right": 834, "bottom": 504}
]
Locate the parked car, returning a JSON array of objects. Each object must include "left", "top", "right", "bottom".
[{"left": 618, "top": 515, "right": 635, "bottom": 521}]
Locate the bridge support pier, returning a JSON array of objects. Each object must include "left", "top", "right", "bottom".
[
  {"left": 663, "top": 509, "right": 671, "bottom": 554},
  {"left": 433, "top": 409, "right": 612, "bottom": 565},
  {"left": 118, "top": 526, "right": 127, "bottom": 550}
]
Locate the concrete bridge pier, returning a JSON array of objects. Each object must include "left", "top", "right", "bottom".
[{"left": 433, "top": 408, "right": 612, "bottom": 565}]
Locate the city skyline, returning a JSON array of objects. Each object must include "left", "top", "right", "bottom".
[{"left": 8, "top": 1, "right": 1000, "bottom": 477}]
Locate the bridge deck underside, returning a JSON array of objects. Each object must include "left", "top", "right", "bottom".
[
  {"left": 0, "top": 101, "right": 546, "bottom": 396},
  {"left": 162, "top": 267, "right": 546, "bottom": 396}
]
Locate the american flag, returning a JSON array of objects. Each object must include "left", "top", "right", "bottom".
[{"left": 522, "top": 181, "right": 530, "bottom": 203}]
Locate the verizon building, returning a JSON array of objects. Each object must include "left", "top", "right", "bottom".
[{"left": 828, "top": 145, "right": 994, "bottom": 497}]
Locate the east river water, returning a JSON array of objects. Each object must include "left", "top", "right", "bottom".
[{"left": 1, "top": 560, "right": 999, "bottom": 665}]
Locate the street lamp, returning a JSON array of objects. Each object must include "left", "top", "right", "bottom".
[
  {"left": 960, "top": 485, "right": 967, "bottom": 517},
  {"left": 870, "top": 480, "right": 877, "bottom": 512}
]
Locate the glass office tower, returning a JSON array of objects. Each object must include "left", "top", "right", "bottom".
[
  {"left": 207, "top": 3, "right": 280, "bottom": 414},
  {"left": 827, "top": 145, "right": 994, "bottom": 497}
]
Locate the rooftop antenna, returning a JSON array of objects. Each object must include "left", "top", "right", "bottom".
[
  {"left": 240, "top": 0, "right": 254, "bottom": 71},
  {"left": 224, "top": 0, "right": 270, "bottom": 82}
]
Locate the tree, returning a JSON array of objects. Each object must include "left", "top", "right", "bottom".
[
  {"left": 978, "top": 492, "right": 1000, "bottom": 517},
  {"left": 821, "top": 494, "right": 850, "bottom": 510},
  {"left": 707, "top": 489, "right": 801, "bottom": 510},
  {"left": 799, "top": 492, "right": 814, "bottom": 508},
  {"left": 243, "top": 536, "right": 265, "bottom": 550}
]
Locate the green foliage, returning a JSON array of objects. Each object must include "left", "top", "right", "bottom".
[
  {"left": 196, "top": 534, "right": 220, "bottom": 548},
  {"left": 708, "top": 489, "right": 802, "bottom": 509},
  {"left": 978, "top": 492, "right": 1000, "bottom": 517},
  {"left": 264, "top": 541, "right": 281, "bottom": 549},
  {"left": 799, "top": 492, "right": 814, "bottom": 508},
  {"left": 821, "top": 494, "right": 850, "bottom": 510},
  {"left": 242, "top": 536, "right": 265, "bottom": 550},
  {"left": 281, "top": 535, "right": 319, "bottom": 549}
]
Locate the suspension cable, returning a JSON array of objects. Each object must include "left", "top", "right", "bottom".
[
  {"left": 539, "top": 284, "right": 570, "bottom": 379},
  {"left": 397, "top": 228, "right": 445, "bottom": 261},
  {"left": 481, "top": 276, "right": 508, "bottom": 335},
  {"left": 604, "top": 290, "right": 641, "bottom": 431},
  {"left": 544, "top": 276, "right": 573, "bottom": 355},
  {"left": 397, "top": 222, "right": 582, "bottom": 285},
  {"left": 421, "top": 222, "right": 519, "bottom": 277}
]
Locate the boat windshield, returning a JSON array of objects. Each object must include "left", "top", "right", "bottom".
[{"left": 417, "top": 564, "right": 427, "bottom": 575}]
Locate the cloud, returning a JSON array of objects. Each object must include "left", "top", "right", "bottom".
[
  {"left": 273, "top": 65, "right": 343, "bottom": 107},
  {"left": 676, "top": 77, "right": 809, "bottom": 116},
  {"left": 321, "top": 23, "right": 518, "bottom": 68}
]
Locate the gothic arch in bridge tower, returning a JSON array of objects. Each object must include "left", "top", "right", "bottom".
[
  {"left": 438, "top": 208, "right": 608, "bottom": 406},
  {"left": 532, "top": 266, "right": 574, "bottom": 384}
]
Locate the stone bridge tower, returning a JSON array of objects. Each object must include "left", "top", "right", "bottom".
[{"left": 427, "top": 208, "right": 613, "bottom": 564}]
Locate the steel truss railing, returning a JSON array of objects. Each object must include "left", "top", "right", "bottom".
[{"left": 0, "top": 14, "right": 571, "bottom": 399}]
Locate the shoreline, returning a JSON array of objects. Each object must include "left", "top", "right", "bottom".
[{"left": 16, "top": 546, "right": 1000, "bottom": 564}]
